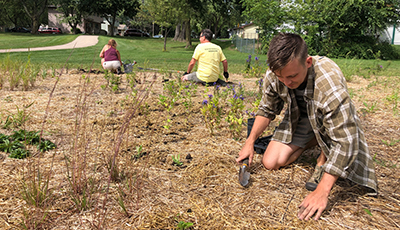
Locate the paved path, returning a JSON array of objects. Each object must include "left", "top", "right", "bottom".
[{"left": 0, "top": 35, "right": 99, "bottom": 53}]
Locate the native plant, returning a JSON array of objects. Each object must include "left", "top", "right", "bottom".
[
  {"left": 181, "top": 82, "right": 198, "bottom": 110},
  {"left": 172, "top": 153, "right": 183, "bottom": 166},
  {"left": 2, "top": 102, "right": 34, "bottom": 129},
  {"left": 158, "top": 79, "right": 182, "bottom": 112},
  {"left": 101, "top": 70, "right": 121, "bottom": 92},
  {"left": 201, "top": 92, "right": 222, "bottom": 135},
  {"left": 225, "top": 84, "right": 245, "bottom": 139},
  {"left": 244, "top": 55, "right": 265, "bottom": 78},
  {"left": 386, "top": 89, "right": 399, "bottom": 115}
]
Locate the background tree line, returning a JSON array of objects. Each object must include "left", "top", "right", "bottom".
[
  {"left": 243, "top": 0, "right": 400, "bottom": 59},
  {"left": 1, "top": 0, "right": 399, "bottom": 59}
]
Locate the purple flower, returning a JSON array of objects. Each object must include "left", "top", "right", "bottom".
[
  {"left": 246, "top": 59, "right": 250, "bottom": 63},
  {"left": 248, "top": 55, "right": 252, "bottom": 59},
  {"left": 250, "top": 112, "right": 256, "bottom": 116},
  {"left": 258, "top": 78, "right": 263, "bottom": 87},
  {"left": 202, "top": 99, "right": 208, "bottom": 105},
  {"left": 233, "top": 94, "right": 238, "bottom": 100},
  {"left": 216, "top": 85, "right": 220, "bottom": 91},
  {"left": 255, "top": 56, "right": 259, "bottom": 61},
  {"left": 380, "top": 65, "right": 383, "bottom": 68},
  {"left": 239, "top": 95, "right": 244, "bottom": 100},
  {"left": 185, "top": 85, "right": 189, "bottom": 88},
  {"left": 208, "top": 94, "right": 213, "bottom": 99}
]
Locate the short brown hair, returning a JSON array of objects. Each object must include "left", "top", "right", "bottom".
[
  {"left": 201, "top": 29, "right": 213, "bottom": 42},
  {"left": 267, "top": 33, "right": 308, "bottom": 73}
]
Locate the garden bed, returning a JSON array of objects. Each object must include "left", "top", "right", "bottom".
[{"left": 0, "top": 70, "right": 399, "bottom": 229}]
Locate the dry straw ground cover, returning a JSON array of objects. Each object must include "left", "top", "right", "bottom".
[{"left": 0, "top": 68, "right": 399, "bottom": 229}]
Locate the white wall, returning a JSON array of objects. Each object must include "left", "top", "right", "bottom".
[{"left": 381, "top": 25, "right": 400, "bottom": 45}]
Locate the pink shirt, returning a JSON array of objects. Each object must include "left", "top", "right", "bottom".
[{"left": 104, "top": 47, "right": 119, "bottom": 62}]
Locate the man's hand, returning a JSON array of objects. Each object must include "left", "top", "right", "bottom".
[
  {"left": 223, "top": 71, "right": 229, "bottom": 81},
  {"left": 183, "top": 71, "right": 189, "bottom": 75},
  {"left": 236, "top": 141, "right": 255, "bottom": 166},
  {"left": 298, "top": 188, "right": 329, "bottom": 220},
  {"left": 298, "top": 173, "right": 338, "bottom": 220}
]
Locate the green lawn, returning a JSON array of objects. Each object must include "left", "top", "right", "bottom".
[
  {"left": 0, "top": 33, "right": 79, "bottom": 49},
  {"left": 1, "top": 33, "right": 400, "bottom": 76}
]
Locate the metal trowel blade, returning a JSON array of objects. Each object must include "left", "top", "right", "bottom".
[{"left": 238, "top": 158, "right": 250, "bottom": 187}]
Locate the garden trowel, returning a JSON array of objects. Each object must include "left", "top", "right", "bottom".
[{"left": 238, "top": 158, "right": 251, "bottom": 187}]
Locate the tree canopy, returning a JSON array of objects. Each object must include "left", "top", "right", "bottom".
[{"left": 242, "top": 0, "right": 400, "bottom": 59}]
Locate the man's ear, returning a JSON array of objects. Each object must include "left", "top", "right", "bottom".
[{"left": 306, "top": 56, "right": 313, "bottom": 68}]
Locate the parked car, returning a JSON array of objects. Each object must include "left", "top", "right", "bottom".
[
  {"left": 10, "top": 27, "right": 31, "bottom": 33},
  {"left": 38, "top": 27, "right": 62, "bottom": 34},
  {"left": 153, "top": 34, "right": 164, "bottom": 38},
  {"left": 124, "top": 28, "right": 150, "bottom": 37}
]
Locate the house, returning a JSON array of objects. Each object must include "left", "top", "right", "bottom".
[
  {"left": 229, "top": 22, "right": 260, "bottom": 39},
  {"left": 380, "top": 24, "right": 400, "bottom": 45},
  {"left": 47, "top": 5, "right": 103, "bottom": 34},
  {"left": 100, "top": 17, "right": 123, "bottom": 36}
]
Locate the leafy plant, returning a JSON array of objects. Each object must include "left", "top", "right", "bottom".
[
  {"left": 10, "top": 129, "right": 40, "bottom": 145},
  {"left": 381, "top": 139, "right": 400, "bottom": 147},
  {"left": 361, "top": 101, "right": 378, "bottom": 114},
  {"left": 177, "top": 220, "right": 193, "bottom": 230},
  {"left": 0, "top": 139, "right": 24, "bottom": 153},
  {"left": 37, "top": 139, "right": 56, "bottom": 152},
  {"left": 101, "top": 70, "right": 121, "bottom": 92},
  {"left": 134, "top": 145, "right": 145, "bottom": 159},
  {"left": 386, "top": 89, "right": 399, "bottom": 115},
  {"left": 172, "top": 154, "right": 183, "bottom": 166},
  {"left": 373, "top": 153, "right": 398, "bottom": 168},
  {"left": 244, "top": 55, "right": 265, "bottom": 78},
  {"left": 163, "top": 118, "right": 172, "bottom": 129},
  {"left": 158, "top": 80, "right": 183, "bottom": 112},
  {"left": 9, "top": 148, "right": 30, "bottom": 159},
  {"left": 201, "top": 93, "right": 223, "bottom": 135},
  {"left": 2, "top": 102, "right": 34, "bottom": 129}
]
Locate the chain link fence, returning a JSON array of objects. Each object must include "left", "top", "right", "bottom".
[{"left": 231, "top": 33, "right": 258, "bottom": 54}]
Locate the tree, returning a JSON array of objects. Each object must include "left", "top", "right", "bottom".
[
  {"left": 0, "top": 0, "right": 31, "bottom": 28},
  {"left": 289, "top": 0, "right": 400, "bottom": 59},
  {"left": 242, "top": 0, "right": 288, "bottom": 40},
  {"left": 200, "top": 0, "right": 244, "bottom": 38},
  {"left": 20, "top": 0, "right": 49, "bottom": 34},
  {"left": 242, "top": 0, "right": 400, "bottom": 59},
  {"left": 142, "top": 0, "right": 182, "bottom": 51},
  {"left": 54, "top": 0, "right": 93, "bottom": 34},
  {"left": 95, "top": 0, "right": 140, "bottom": 36}
]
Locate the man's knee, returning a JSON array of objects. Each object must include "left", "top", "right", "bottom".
[{"left": 262, "top": 157, "right": 283, "bottom": 170}]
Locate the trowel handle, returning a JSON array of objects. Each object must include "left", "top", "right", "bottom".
[{"left": 242, "top": 158, "right": 249, "bottom": 166}]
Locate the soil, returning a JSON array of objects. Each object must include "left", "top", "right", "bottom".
[{"left": 0, "top": 70, "right": 399, "bottom": 229}]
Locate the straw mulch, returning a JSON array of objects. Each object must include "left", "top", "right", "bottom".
[{"left": 0, "top": 70, "right": 399, "bottom": 229}]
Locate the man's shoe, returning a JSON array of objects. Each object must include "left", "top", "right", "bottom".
[{"left": 305, "top": 165, "right": 324, "bottom": 191}]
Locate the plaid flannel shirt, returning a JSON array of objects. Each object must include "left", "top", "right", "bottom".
[{"left": 257, "top": 56, "right": 377, "bottom": 193}]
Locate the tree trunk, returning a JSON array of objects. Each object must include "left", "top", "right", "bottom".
[
  {"left": 178, "top": 21, "right": 185, "bottom": 41},
  {"left": 173, "top": 23, "right": 181, "bottom": 41},
  {"left": 31, "top": 18, "right": 40, "bottom": 34},
  {"left": 163, "top": 27, "right": 171, "bottom": 51},
  {"left": 185, "top": 19, "right": 192, "bottom": 48},
  {"left": 110, "top": 14, "right": 117, "bottom": 37}
]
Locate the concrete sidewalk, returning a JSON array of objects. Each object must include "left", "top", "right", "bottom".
[{"left": 0, "top": 35, "right": 99, "bottom": 53}]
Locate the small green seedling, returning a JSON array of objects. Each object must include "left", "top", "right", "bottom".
[
  {"left": 177, "top": 221, "right": 193, "bottom": 230},
  {"left": 172, "top": 154, "right": 183, "bottom": 166}
]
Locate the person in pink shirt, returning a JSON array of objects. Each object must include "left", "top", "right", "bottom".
[{"left": 99, "top": 39, "right": 122, "bottom": 74}]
